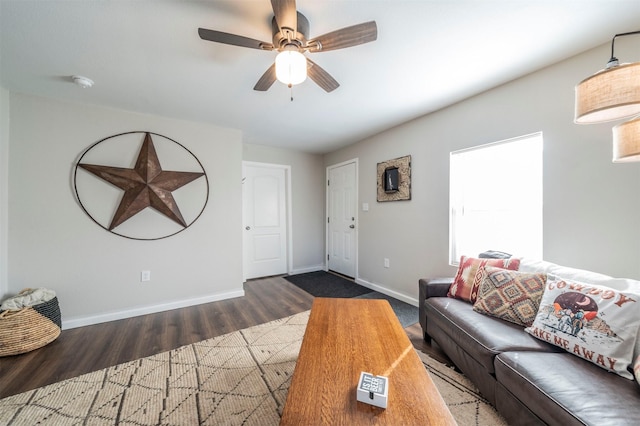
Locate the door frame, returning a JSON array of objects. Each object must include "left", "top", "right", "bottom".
[
  {"left": 325, "top": 158, "right": 359, "bottom": 278},
  {"left": 242, "top": 161, "right": 293, "bottom": 282}
]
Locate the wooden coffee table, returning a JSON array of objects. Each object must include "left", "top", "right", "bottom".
[{"left": 280, "top": 298, "right": 456, "bottom": 425}]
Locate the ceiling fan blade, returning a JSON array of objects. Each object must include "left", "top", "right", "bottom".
[
  {"left": 198, "top": 28, "right": 273, "bottom": 50},
  {"left": 307, "top": 21, "right": 377, "bottom": 52},
  {"left": 307, "top": 59, "right": 339, "bottom": 93},
  {"left": 254, "top": 63, "right": 277, "bottom": 91},
  {"left": 271, "top": 0, "right": 297, "bottom": 36}
]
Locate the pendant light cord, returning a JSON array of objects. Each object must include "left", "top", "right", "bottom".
[{"left": 609, "top": 30, "right": 640, "bottom": 65}]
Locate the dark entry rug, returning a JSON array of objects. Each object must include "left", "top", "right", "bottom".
[
  {"left": 355, "top": 291, "right": 418, "bottom": 328},
  {"left": 284, "top": 271, "right": 419, "bottom": 327},
  {"left": 284, "top": 271, "right": 373, "bottom": 298}
]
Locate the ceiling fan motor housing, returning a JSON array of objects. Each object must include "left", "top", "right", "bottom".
[{"left": 272, "top": 12, "right": 309, "bottom": 51}]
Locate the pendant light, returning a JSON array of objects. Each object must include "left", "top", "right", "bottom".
[
  {"left": 575, "top": 31, "right": 640, "bottom": 124},
  {"left": 613, "top": 116, "right": 640, "bottom": 162}
]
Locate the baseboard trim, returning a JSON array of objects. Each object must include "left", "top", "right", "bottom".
[
  {"left": 289, "top": 264, "right": 325, "bottom": 275},
  {"left": 61, "top": 289, "right": 245, "bottom": 330},
  {"left": 355, "top": 278, "right": 419, "bottom": 307}
]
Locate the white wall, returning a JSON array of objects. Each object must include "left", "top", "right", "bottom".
[
  {"left": 8, "top": 94, "right": 244, "bottom": 328},
  {"left": 324, "top": 43, "right": 640, "bottom": 304},
  {"left": 0, "top": 87, "right": 8, "bottom": 299},
  {"left": 242, "top": 143, "right": 326, "bottom": 273}
]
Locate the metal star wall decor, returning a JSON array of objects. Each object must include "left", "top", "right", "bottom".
[{"left": 74, "top": 132, "right": 209, "bottom": 240}]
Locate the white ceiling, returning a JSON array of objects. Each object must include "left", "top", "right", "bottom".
[{"left": 2, "top": 0, "right": 640, "bottom": 153}]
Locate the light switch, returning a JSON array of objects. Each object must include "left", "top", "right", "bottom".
[{"left": 362, "top": 203, "right": 369, "bottom": 211}]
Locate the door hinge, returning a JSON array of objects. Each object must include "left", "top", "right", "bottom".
[
  {"left": 327, "top": 179, "right": 330, "bottom": 186},
  {"left": 327, "top": 254, "right": 330, "bottom": 261},
  {"left": 327, "top": 217, "right": 330, "bottom": 223}
]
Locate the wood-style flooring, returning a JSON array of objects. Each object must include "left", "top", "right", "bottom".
[{"left": 0, "top": 275, "right": 450, "bottom": 399}]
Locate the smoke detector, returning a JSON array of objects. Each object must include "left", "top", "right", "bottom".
[{"left": 72, "top": 75, "right": 94, "bottom": 88}]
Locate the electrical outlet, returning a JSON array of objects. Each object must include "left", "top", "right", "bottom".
[
  {"left": 141, "top": 270, "right": 151, "bottom": 282},
  {"left": 384, "top": 258, "right": 390, "bottom": 268}
]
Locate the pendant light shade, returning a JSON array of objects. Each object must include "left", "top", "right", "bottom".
[
  {"left": 575, "top": 30, "right": 640, "bottom": 163},
  {"left": 613, "top": 116, "right": 640, "bottom": 162},
  {"left": 575, "top": 62, "right": 640, "bottom": 124},
  {"left": 275, "top": 50, "right": 307, "bottom": 86}
]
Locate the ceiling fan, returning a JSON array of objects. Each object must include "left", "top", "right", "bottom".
[{"left": 198, "top": 0, "right": 377, "bottom": 93}]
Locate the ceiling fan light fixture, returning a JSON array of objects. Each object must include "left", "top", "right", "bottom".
[
  {"left": 198, "top": 2, "right": 377, "bottom": 93},
  {"left": 275, "top": 50, "right": 307, "bottom": 86}
]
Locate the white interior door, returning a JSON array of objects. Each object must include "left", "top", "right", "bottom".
[
  {"left": 243, "top": 163, "right": 288, "bottom": 280},
  {"left": 327, "top": 161, "right": 357, "bottom": 278}
]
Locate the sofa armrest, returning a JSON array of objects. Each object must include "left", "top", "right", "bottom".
[
  {"left": 419, "top": 277, "right": 454, "bottom": 299},
  {"left": 418, "top": 277, "right": 454, "bottom": 340}
]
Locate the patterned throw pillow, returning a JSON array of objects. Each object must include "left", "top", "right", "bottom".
[
  {"left": 448, "top": 256, "right": 521, "bottom": 303},
  {"left": 472, "top": 266, "right": 546, "bottom": 327},
  {"left": 634, "top": 355, "right": 640, "bottom": 384},
  {"left": 525, "top": 276, "right": 640, "bottom": 379}
]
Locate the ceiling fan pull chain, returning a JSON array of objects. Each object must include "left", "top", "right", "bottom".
[{"left": 290, "top": 85, "right": 294, "bottom": 102}]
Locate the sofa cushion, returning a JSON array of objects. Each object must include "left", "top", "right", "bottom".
[
  {"left": 425, "top": 297, "right": 561, "bottom": 374},
  {"left": 448, "top": 256, "right": 521, "bottom": 303},
  {"left": 495, "top": 351, "right": 640, "bottom": 426},
  {"left": 473, "top": 267, "right": 546, "bottom": 327},
  {"left": 635, "top": 355, "right": 640, "bottom": 384},
  {"left": 525, "top": 276, "right": 640, "bottom": 379},
  {"left": 520, "top": 258, "right": 640, "bottom": 365}
]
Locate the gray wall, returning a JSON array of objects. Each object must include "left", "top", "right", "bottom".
[
  {"left": 324, "top": 43, "right": 640, "bottom": 303},
  {"left": 0, "top": 87, "right": 8, "bottom": 298},
  {"left": 2, "top": 94, "right": 329, "bottom": 328},
  {"left": 7, "top": 94, "right": 245, "bottom": 328},
  {"left": 242, "top": 143, "right": 326, "bottom": 273}
]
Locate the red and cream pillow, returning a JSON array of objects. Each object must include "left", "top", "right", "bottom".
[{"left": 448, "top": 256, "right": 521, "bottom": 303}]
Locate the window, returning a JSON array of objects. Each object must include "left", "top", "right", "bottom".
[{"left": 449, "top": 132, "right": 543, "bottom": 264}]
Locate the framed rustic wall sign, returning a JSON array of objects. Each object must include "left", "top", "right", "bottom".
[{"left": 377, "top": 155, "right": 411, "bottom": 202}]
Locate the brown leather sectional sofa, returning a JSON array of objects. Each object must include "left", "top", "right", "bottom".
[{"left": 419, "top": 277, "right": 640, "bottom": 425}]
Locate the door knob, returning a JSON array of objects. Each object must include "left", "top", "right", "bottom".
[
  {"left": 245, "top": 226, "right": 251, "bottom": 230},
  {"left": 349, "top": 224, "right": 355, "bottom": 229}
]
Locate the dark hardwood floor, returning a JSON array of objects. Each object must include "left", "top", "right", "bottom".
[{"left": 0, "top": 275, "right": 450, "bottom": 399}]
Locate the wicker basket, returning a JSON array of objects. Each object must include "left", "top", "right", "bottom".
[{"left": 0, "top": 290, "right": 62, "bottom": 357}]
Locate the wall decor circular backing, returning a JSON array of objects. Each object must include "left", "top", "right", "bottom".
[{"left": 73, "top": 131, "right": 209, "bottom": 240}]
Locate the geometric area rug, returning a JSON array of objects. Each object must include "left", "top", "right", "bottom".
[
  {"left": 416, "top": 352, "right": 508, "bottom": 426},
  {"left": 0, "top": 311, "right": 506, "bottom": 426}
]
